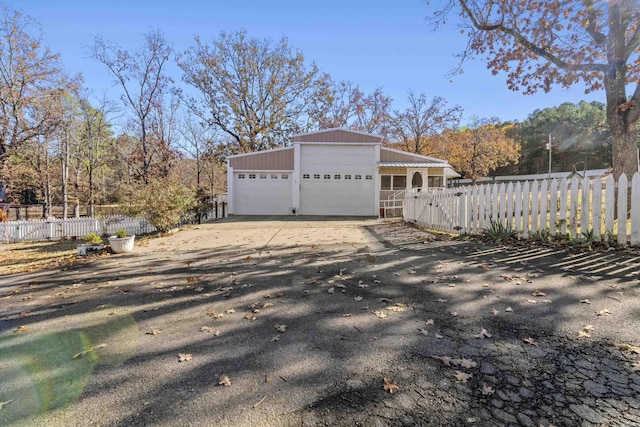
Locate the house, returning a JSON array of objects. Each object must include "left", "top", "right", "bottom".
[{"left": 226, "top": 128, "right": 457, "bottom": 216}]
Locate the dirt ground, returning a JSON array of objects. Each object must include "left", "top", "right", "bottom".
[{"left": 1, "top": 217, "right": 640, "bottom": 426}]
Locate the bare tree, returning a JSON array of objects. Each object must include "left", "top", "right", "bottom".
[
  {"left": 389, "top": 91, "right": 462, "bottom": 155},
  {"left": 320, "top": 81, "right": 393, "bottom": 139},
  {"left": 179, "top": 29, "right": 333, "bottom": 153},
  {"left": 0, "top": 4, "right": 68, "bottom": 195},
  {"left": 91, "top": 29, "right": 173, "bottom": 183}
]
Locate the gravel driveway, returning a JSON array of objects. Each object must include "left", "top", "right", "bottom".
[{"left": 1, "top": 217, "right": 640, "bottom": 426}]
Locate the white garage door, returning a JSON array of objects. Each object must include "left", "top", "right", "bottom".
[
  {"left": 300, "top": 145, "right": 376, "bottom": 216},
  {"left": 233, "top": 172, "right": 292, "bottom": 215}
]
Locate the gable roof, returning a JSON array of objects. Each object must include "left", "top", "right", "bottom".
[{"left": 292, "top": 128, "right": 383, "bottom": 143}]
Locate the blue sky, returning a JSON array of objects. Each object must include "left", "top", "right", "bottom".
[{"left": 6, "top": 0, "right": 603, "bottom": 124}]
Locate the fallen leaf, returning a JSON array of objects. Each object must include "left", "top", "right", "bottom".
[
  {"left": 454, "top": 371, "right": 472, "bottom": 383},
  {"left": 531, "top": 290, "right": 546, "bottom": 297},
  {"left": 373, "top": 310, "right": 387, "bottom": 319},
  {"left": 263, "top": 302, "right": 273, "bottom": 308},
  {"left": 596, "top": 309, "right": 611, "bottom": 316},
  {"left": 526, "top": 299, "right": 538, "bottom": 304},
  {"left": 243, "top": 314, "right": 256, "bottom": 321},
  {"left": 481, "top": 384, "right": 494, "bottom": 395},
  {"left": 73, "top": 343, "right": 107, "bottom": 359},
  {"left": 327, "top": 287, "right": 335, "bottom": 294},
  {"left": 0, "top": 400, "right": 13, "bottom": 410},
  {"left": 578, "top": 330, "right": 591, "bottom": 338},
  {"left": 435, "top": 333, "right": 444, "bottom": 339},
  {"left": 342, "top": 313, "right": 352, "bottom": 317},
  {"left": 425, "top": 319, "right": 435, "bottom": 325},
  {"left": 178, "top": 353, "right": 192, "bottom": 362},
  {"left": 200, "top": 326, "right": 215, "bottom": 333},
  {"left": 522, "top": 337, "right": 537, "bottom": 346},
  {"left": 431, "top": 355, "right": 453, "bottom": 366},
  {"left": 479, "top": 265, "right": 490, "bottom": 271},
  {"left": 218, "top": 374, "right": 232, "bottom": 387},
  {"left": 474, "top": 328, "right": 492, "bottom": 339},
  {"left": 186, "top": 277, "right": 200, "bottom": 284},
  {"left": 383, "top": 377, "right": 399, "bottom": 393},
  {"left": 270, "top": 335, "right": 280, "bottom": 342},
  {"left": 435, "top": 298, "right": 448, "bottom": 303},
  {"left": 580, "top": 299, "right": 591, "bottom": 304},
  {"left": 358, "top": 284, "right": 369, "bottom": 288},
  {"left": 631, "top": 361, "right": 640, "bottom": 371},
  {"left": 491, "top": 309, "right": 499, "bottom": 316},
  {"left": 275, "top": 324, "right": 287, "bottom": 333},
  {"left": 377, "top": 297, "right": 392, "bottom": 303},
  {"left": 194, "top": 287, "right": 204, "bottom": 292},
  {"left": 13, "top": 326, "right": 30, "bottom": 333},
  {"left": 505, "top": 307, "right": 513, "bottom": 312},
  {"left": 354, "top": 296, "right": 363, "bottom": 302},
  {"left": 614, "top": 343, "right": 640, "bottom": 354},
  {"left": 146, "top": 329, "right": 162, "bottom": 335},
  {"left": 418, "top": 328, "right": 429, "bottom": 336},
  {"left": 457, "top": 358, "right": 477, "bottom": 369},
  {"left": 386, "top": 303, "right": 406, "bottom": 312},
  {"left": 450, "top": 311, "right": 458, "bottom": 317}
]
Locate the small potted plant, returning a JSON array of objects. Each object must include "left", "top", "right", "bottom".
[
  {"left": 108, "top": 229, "right": 135, "bottom": 253},
  {"left": 78, "top": 233, "right": 105, "bottom": 256}
]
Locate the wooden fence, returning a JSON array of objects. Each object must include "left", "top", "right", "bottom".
[
  {"left": 0, "top": 215, "right": 156, "bottom": 243},
  {"left": 405, "top": 173, "right": 640, "bottom": 246}
]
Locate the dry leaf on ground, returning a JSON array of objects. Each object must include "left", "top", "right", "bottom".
[
  {"left": 373, "top": 310, "right": 387, "bottom": 319},
  {"left": 435, "top": 333, "right": 444, "bottom": 339},
  {"left": 218, "top": 374, "right": 232, "bottom": 387},
  {"left": 418, "top": 328, "right": 429, "bottom": 336},
  {"left": 454, "top": 371, "right": 472, "bottom": 383},
  {"left": 383, "top": 377, "right": 399, "bottom": 393},
  {"left": 178, "top": 353, "right": 192, "bottom": 362},
  {"left": 474, "top": 328, "right": 492, "bottom": 339},
  {"left": 596, "top": 309, "right": 611, "bottom": 316},
  {"left": 431, "top": 355, "right": 453, "bottom": 366},
  {"left": 354, "top": 296, "right": 363, "bottom": 302},
  {"left": 614, "top": 343, "right": 640, "bottom": 354},
  {"left": 225, "top": 308, "right": 236, "bottom": 314},
  {"left": 531, "top": 290, "right": 546, "bottom": 297},
  {"left": 580, "top": 299, "right": 591, "bottom": 304},
  {"left": 14, "top": 326, "right": 30, "bottom": 333},
  {"left": 425, "top": 319, "right": 435, "bottom": 325},
  {"left": 275, "top": 324, "right": 287, "bottom": 333},
  {"left": 186, "top": 277, "right": 200, "bottom": 284},
  {"left": 457, "top": 358, "right": 477, "bottom": 369},
  {"left": 0, "top": 400, "right": 13, "bottom": 410},
  {"left": 270, "top": 335, "right": 280, "bottom": 342},
  {"left": 505, "top": 307, "right": 513, "bottom": 312},
  {"left": 73, "top": 343, "right": 107, "bottom": 359},
  {"left": 523, "top": 337, "right": 537, "bottom": 346},
  {"left": 631, "top": 361, "right": 640, "bottom": 371},
  {"left": 327, "top": 287, "right": 335, "bottom": 294},
  {"left": 386, "top": 303, "right": 406, "bottom": 312},
  {"left": 481, "top": 384, "right": 494, "bottom": 395},
  {"left": 146, "top": 329, "right": 162, "bottom": 335}
]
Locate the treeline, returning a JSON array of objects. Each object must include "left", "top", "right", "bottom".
[{"left": 0, "top": 3, "right": 623, "bottom": 225}]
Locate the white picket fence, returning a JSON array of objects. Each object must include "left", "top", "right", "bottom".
[
  {"left": 405, "top": 173, "right": 640, "bottom": 246},
  {"left": 0, "top": 215, "right": 156, "bottom": 243}
]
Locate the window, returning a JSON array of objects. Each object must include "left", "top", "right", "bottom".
[
  {"left": 355, "top": 174, "right": 362, "bottom": 180},
  {"left": 249, "top": 174, "right": 256, "bottom": 179},
  {"left": 238, "top": 174, "right": 246, "bottom": 179},
  {"left": 393, "top": 175, "right": 406, "bottom": 190},
  {"left": 334, "top": 174, "right": 341, "bottom": 179},
  {"left": 270, "top": 174, "right": 278, "bottom": 179},
  {"left": 303, "top": 174, "right": 310, "bottom": 179},
  {"left": 313, "top": 174, "right": 320, "bottom": 179},
  {"left": 381, "top": 175, "right": 391, "bottom": 190},
  {"left": 344, "top": 174, "right": 351, "bottom": 180},
  {"left": 428, "top": 176, "right": 444, "bottom": 188},
  {"left": 381, "top": 175, "right": 408, "bottom": 190},
  {"left": 281, "top": 174, "right": 288, "bottom": 179},
  {"left": 365, "top": 175, "right": 373, "bottom": 180},
  {"left": 259, "top": 174, "right": 267, "bottom": 179},
  {"left": 324, "top": 174, "right": 331, "bottom": 179}
]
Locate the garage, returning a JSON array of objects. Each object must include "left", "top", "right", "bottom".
[
  {"left": 299, "top": 144, "right": 376, "bottom": 216},
  {"left": 232, "top": 172, "right": 292, "bottom": 215}
]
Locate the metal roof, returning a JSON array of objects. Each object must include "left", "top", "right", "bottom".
[{"left": 377, "top": 162, "right": 451, "bottom": 168}]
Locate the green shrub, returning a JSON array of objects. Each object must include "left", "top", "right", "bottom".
[
  {"left": 123, "top": 175, "right": 196, "bottom": 233},
  {"left": 482, "top": 220, "right": 518, "bottom": 242},
  {"left": 84, "top": 233, "right": 103, "bottom": 245},
  {"left": 115, "top": 229, "right": 128, "bottom": 238},
  {"left": 530, "top": 229, "right": 551, "bottom": 244}
]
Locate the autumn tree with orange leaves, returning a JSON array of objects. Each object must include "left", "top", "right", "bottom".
[
  {"left": 440, "top": 118, "right": 520, "bottom": 183},
  {"left": 428, "top": 0, "right": 640, "bottom": 179}
]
